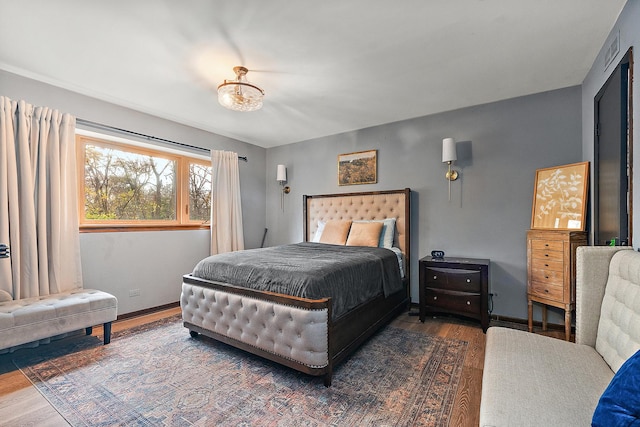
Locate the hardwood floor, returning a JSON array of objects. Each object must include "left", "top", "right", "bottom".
[{"left": 0, "top": 307, "right": 565, "bottom": 427}]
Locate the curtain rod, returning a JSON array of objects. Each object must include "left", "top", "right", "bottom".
[{"left": 75, "top": 118, "right": 248, "bottom": 162}]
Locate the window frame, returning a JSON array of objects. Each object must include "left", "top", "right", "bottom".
[{"left": 76, "top": 133, "right": 211, "bottom": 232}]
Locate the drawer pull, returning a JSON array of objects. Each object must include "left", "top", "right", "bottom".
[
  {"left": 545, "top": 243, "right": 549, "bottom": 247},
  {"left": 545, "top": 254, "right": 549, "bottom": 257},
  {"left": 433, "top": 296, "right": 437, "bottom": 300},
  {"left": 545, "top": 276, "right": 549, "bottom": 279},
  {"left": 466, "top": 301, "right": 471, "bottom": 305},
  {"left": 545, "top": 264, "right": 549, "bottom": 267},
  {"left": 544, "top": 289, "right": 549, "bottom": 293},
  {"left": 433, "top": 275, "right": 437, "bottom": 280},
  {"left": 466, "top": 278, "right": 471, "bottom": 283}
]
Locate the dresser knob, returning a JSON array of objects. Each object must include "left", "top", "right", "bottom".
[
  {"left": 433, "top": 275, "right": 437, "bottom": 280},
  {"left": 433, "top": 296, "right": 437, "bottom": 300},
  {"left": 545, "top": 264, "right": 549, "bottom": 267},
  {"left": 545, "top": 254, "right": 549, "bottom": 257},
  {"left": 466, "top": 278, "right": 471, "bottom": 283},
  {"left": 466, "top": 301, "right": 471, "bottom": 305},
  {"left": 545, "top": 276, "right": 549, "bottom": 279},
  {"left": 544, "top": 289, "right": 549, "bottom": 293}
]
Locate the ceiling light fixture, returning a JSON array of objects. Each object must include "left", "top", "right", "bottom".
[{"left": 217, "top": 66, "right": 264, "bottom": 112}]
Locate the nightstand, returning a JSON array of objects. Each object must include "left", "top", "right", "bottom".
[{"left": 419, "top": 256, "right": 490, "bottom": 332}]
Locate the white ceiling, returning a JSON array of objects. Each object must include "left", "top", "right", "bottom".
[{"left": 0, "top": 0, "right": 627, "bottom": 148}]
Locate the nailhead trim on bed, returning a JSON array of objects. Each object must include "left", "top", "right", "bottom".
[{"left": 181, "top": 283, "right": 329, "bottom": 368}]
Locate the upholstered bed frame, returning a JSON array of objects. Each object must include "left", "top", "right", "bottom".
[{"left": 181, "top": 188, "right": 411, "bottom": 386}]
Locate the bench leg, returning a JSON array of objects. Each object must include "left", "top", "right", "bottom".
[
  {"left": 85, "top": 326, "right": 93, "bottom": 335},
  {"left": 103, "top": 322, "right": 112, "bottom": 345}
]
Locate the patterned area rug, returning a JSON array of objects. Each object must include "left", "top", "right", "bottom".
[{"left": 14, "top": 316, "right": 467, "bottom": 426}]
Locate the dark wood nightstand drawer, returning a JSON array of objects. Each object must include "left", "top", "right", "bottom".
[
  {"left": 424, "top": 288, "right": 481, "bottom": 316},
  {"left": 424, "top": 266, "right": 481, "bottom": 293}
]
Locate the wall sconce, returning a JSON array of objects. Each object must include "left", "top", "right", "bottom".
[
  {"left": 442, "top": 138, "right": 458, "bottom": 201},
  {"left": 276, "top": 164, "right": 290, "bottom": 210}
]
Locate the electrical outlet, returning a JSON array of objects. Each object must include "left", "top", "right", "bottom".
[{"left": 129, "top": 289, "right": 141, "bottom": 297}]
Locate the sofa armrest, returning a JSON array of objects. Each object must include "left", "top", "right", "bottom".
[{"left": 575, "top": 246, "right": 631, "bottom": 346}]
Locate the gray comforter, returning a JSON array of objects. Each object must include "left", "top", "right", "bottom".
[{"left": 191, "top": 242, "right": 403, "bottom": 320}]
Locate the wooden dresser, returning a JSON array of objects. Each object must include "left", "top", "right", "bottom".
[
  {"left": 526, "top": 229, "right": 587, "bottom": 340},
  {"left": 419, "top": 256, "right": 489, "bottom": 332}
]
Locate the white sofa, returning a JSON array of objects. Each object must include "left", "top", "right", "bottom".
[
  {"left": 0, "top": 288, "right": 117, "bottom": 353},
  {"left": 480, "top": 246, "right": 640, "bottom": 426}
]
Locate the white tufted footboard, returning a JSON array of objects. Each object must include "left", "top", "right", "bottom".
[{"left": 181, "top": 280, "right": 332, "bottom": 383}]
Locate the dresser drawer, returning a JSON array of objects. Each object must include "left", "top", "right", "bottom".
[
  {"left": 424, "top": 266, "right": 481, "bottom": 292},
  {"left": 529, "top": 281, "right": 564, "bottom": 301},
  {"left": 424, "top": 288, "right": 481, "bottom": 316},
  {"left": 530, "top": 248, "right": 563, "bottom": 262},
  {"left": 531, "top": 257, "right": 564, "bottom": 272},
  {"left": 530, "top": 267, "right": 564, "bottom": 286},
  {"left": 530, "top": 240, "right": 564, "bottom": 252}
]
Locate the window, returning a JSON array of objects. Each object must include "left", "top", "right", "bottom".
[{"left": 76, "top": 134, "right": 211, "bottom": 231}]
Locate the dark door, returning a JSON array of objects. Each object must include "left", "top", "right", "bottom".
[{"left": 594, "top": 48, "right": 632, "bottom": 246}]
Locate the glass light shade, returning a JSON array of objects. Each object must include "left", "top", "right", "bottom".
[
  {"left": 276, "top": 164, "right": 287, "bottom": 182},
  {"left": 218, "top": 66, "right": 264, "bottom": 112},
  {"left": 442, "top": 138, "right": 457, "bottom": 163}
]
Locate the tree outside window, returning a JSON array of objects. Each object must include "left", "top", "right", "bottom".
[{"left": 77, "top": 135, "right": 212, "bottom": 230}]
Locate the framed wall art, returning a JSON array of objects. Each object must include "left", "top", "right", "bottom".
[
  {"left": 530, "top": 161, "right": 589, "bottom": 230},
  {"left": 338, "top": 149, "right": 377, "bottom": 186}
]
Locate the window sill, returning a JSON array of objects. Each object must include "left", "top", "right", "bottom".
[{"left": 80, "top": 224, "right": 210, "bottom": 233}]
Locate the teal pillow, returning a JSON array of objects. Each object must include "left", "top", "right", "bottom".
[{"left": 592, "top": 349, "right": 640, "bottom": 427}]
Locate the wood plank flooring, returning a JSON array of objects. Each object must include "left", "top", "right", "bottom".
[{"left": 0, "top": 307, "right": 564, "bottom": 427}]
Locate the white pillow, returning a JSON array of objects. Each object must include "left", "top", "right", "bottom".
[
  {"left": 312, "top": 220, "right": 326, "bottom": 242},
  {"left": 354, "top": 218, "right": 396, "bottom": 249}
]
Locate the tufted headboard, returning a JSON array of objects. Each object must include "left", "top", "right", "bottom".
[{"left": 303, "top": 188, "right": 411, "bottom": 276}]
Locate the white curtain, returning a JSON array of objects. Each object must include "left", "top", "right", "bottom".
[
  {"left": 210, "top": 150, "right": 244, "bottom": 254},
  {"left": 0, "top": 97, "right": 82, "bottom": 300}
]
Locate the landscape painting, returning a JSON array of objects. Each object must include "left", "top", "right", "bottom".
[{"left": 338, "top": 150, "right": 377, "bottom": 186}]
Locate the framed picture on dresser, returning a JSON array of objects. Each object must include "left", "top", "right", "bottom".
[{"left": 530, "top": 161, "right": 589, "bottom": 231}]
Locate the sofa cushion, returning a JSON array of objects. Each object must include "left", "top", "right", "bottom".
[
  {"left": 592, "top": 349, "right": 640, "bottom": 426},
  {"left": 596, "top": 250, "right": 640, "bottom": 372},
  {"left": 480, "top": 327, "right": 614, "bottom": 427}
]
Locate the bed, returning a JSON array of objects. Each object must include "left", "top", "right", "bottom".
[{"left": 180, "top": 188, "right": 411, "bottom": 386}]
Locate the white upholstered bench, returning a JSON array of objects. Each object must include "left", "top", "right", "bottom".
[{"left": 0, "top": 289, "right": 118, "bottom": 352}]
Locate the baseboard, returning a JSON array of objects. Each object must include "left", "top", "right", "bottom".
[
  {"left": 116, "top": 301, "right": 180, "bottom": 321},
  {"left": 408, "top": 302, "right": 570, "bottom": 331},
  {"left": 490, "top": 313, "right": 569, "bottom": 331}
]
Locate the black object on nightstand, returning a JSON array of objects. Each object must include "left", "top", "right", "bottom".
[{"left": 419, "top": 256, "right": 490, "bottom": 332}]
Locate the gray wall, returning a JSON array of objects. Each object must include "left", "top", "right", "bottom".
[
  {"left": 0, "top": 72, "right": 586, "bottom": 321},
  {"left": 582, "top": 0, "right": 639, "bottom": 248},
  {"left": 0, "top": 70, "right": 267, "bottom": 315},
  {"left": 266, "top": 86, "right": 583, "bottom": 321}
]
